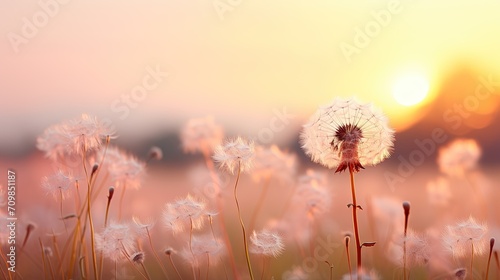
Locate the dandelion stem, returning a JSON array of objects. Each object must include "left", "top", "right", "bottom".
[
  {"left": 167, "top": 253, "right": 183, "bottom": 280},
  {"left": 145, "top": 227, "right": 170, "bottom": 280},
  {"left": 234, "top": 161, "right": 255, "bottom": 280},
  {"left": 345, "top": 236, "right": 352, "bottom": 280},
  {"left": 470, "top": 242, "right": 474, "bottom": 280},
  {"left": 203, "top": 152, "right": 240, "bottom": 280},
  {"left": 83, "top": 151, "right": 99, "bottom": 280},
  {"left": 348, "top": 167, "right": 362, "bottom": 274},
  {"left": 403, "top": 201, "right": 410, "bottom": 280},
  {"left": 485, "top": 238, "right": 494, "bottom": 280}
]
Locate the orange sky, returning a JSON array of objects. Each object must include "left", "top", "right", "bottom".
[{"left": 1, "top": 0, "right": 500, "bottom": 153}]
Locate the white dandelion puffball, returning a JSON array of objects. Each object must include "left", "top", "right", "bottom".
[
  {"left": 301, "top": 98, "right": 394, "bottom": 172},
  {"left": 437, "top": 138, "right": 481, "bottom": 177}
]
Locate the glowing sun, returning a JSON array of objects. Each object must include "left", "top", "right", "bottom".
[{"left": 392, "top": 74, "right": 430, "bottom": 106}]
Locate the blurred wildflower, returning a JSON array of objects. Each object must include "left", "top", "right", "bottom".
[
  {"left": 387, "top": 230, "right": 429, "bottom": 267},
  {"left": 426, "top": 177, "right": 452, "bottom": 207},
  {"left": 95, "top": 222, "right": 137, "bottom": 262},
  {"left": 41, "top": 169, "right": 74, "bottom": 200},
  {"left": 213, "top": 137, "right": 255, "bottom": 174},
  {"left": 437, "top": 139, "right": 481, "bottom": 177},
  {"left": 341, "top": 269, "right": 380, "bottom": 280},
  {"left": 251, "top": 145, "right": 297, "bottom": 183},
  {"left": 37, "top": 114, "right": 115, "bottom": 161},
  {"left": 181, "top": 116, "right": 224, "bottom": 155},
  {"left": 443, "top": 216, "right": 488, "bottom": 258},
  {"left": 101, "top": 146, "right": 146, "bottom": 190},
  {"left": 181, "top": 234, "right": 224, "bottom": 266},
  {"left": 163, "top": 194, "right": 206, "bottom": 233},
  {"left": 293, "top": 169, "right": 331, "bottom": 218},
  {"left": 301, "top": 98, "right": 394, "bottom": 172},
  {"left": 250, "top": 229, "right": 285, "bottom": 257},
  {"left": 282, "top": 266, "right": 308, "bottom": 280},
  {"left": 132, "top": 216, "right": 155, "bottom": 238}
]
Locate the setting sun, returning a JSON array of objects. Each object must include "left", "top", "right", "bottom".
[{"left": 392, "top": 74, "right": 430, "bottom": 106}]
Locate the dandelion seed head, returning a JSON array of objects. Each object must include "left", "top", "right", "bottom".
[
  {"left": 251, "top": 145, "right": 297, "bottom": 182},
  {"left": 250, "top": 229, "right": 285, "bottom": 258},
  {"left": 43, "top": 247, "right": 53, "bottom": 257},
  {"left": 41, "top": 169, "right": 74, "bottom": 200},
  {"left": 163, "top": 194, "right": 206, "bottom": 233},
  {"left": 301, "top": 98, "right": 394, "bottom": 172},
  {"left": 213, "top": 137, "right": 255, "bottom": 174},
  {"left": 453, "top": 268, "right": 467, "bottom": 280},
  {"left": 148, "top": 146, "right": 163, "bottom": 160},
  {"left": 443, "top": 216, "right": 488, "bottom": 258},
  {"left": 438, "top": 138, "right": 481, "bottom": 177},
  {"left": 37, "top": 114, "right": 115, "bottom": 161},
  {"left": 181, "top": 116, "right": 224, "bottom": 155},
  {"left": 95, "top": 222, "right": 136, "bottom": 262}
]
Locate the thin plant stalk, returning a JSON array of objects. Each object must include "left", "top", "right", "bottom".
[
  {"left": 145, "top": 226, "right": 170, "bottom": 279},
  {"left": 82, "top": 150, "right": 99, "bottom": 280},
  {"left": 39, "top": 239, "right": 48, "bottom": 280},
  {"left": 403, "top": 202, "right": 410, "bottom": 280},
  {"left": 206, "top": 253, "right": 210, "bottom": 280},
  {"left": 345, "top": 236, "right": 352, "bottom": 280},
  {"left": 203, "top": 153, "right": 240, "bottom": 280},
  {"left": 167, "top": 253, "right": 183, "bottom": 280},
  {"left": 233, "top": 161, "right": 255, "bottom": 280},
  {"left": 189, "top": 217, "right": 198, "bottom": 280},
  {"left": 99, "top": 187, "right": 115, "bottom": 279},
  {"left": 485, "top": 238, "right": 494, "bottom": 280},
  {"left": 260, "top": 257, "right": 268, "bottom": 280},
  {"left": 348, "top": 167, "right": 362, "bottom": 274},
  {"left": 470, "top": 243, "right": 474, "bottom": 280}
]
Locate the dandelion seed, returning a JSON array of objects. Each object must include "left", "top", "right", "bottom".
[
  {"left": 443, "top": 216, "right": 488, "bottom": 258},
  {"left": 213, "top": 137, "right": 255, "bottom": 174},
  {"left": 250, "top": 229, "right": 285, "bottom": 258},
  {"left": 251, "top": 145, "right": 297, "bottom": 182},
  {"left": 37, "top": 114, "right": 115, "bottom": 160},
  {"left": 41, "top": 169, "right": 74, "bottom": 200},
  {"left": 163, "top": 194, "right": 206, "bottom": 233},
  {"left": 437, "top": 138, "right": 481, "bottom": 177},
  {"left": 181, "top": 116, "right": 224, "bottom": 155},
  {"left": 101, "top": 146, "right": 146, "bottom": 190},
  {"left": 301, "top": 97, "right": 394, "bottom": 172},
  {"left": 95, "top": 222, "right": 136, "bottom": 262}
]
